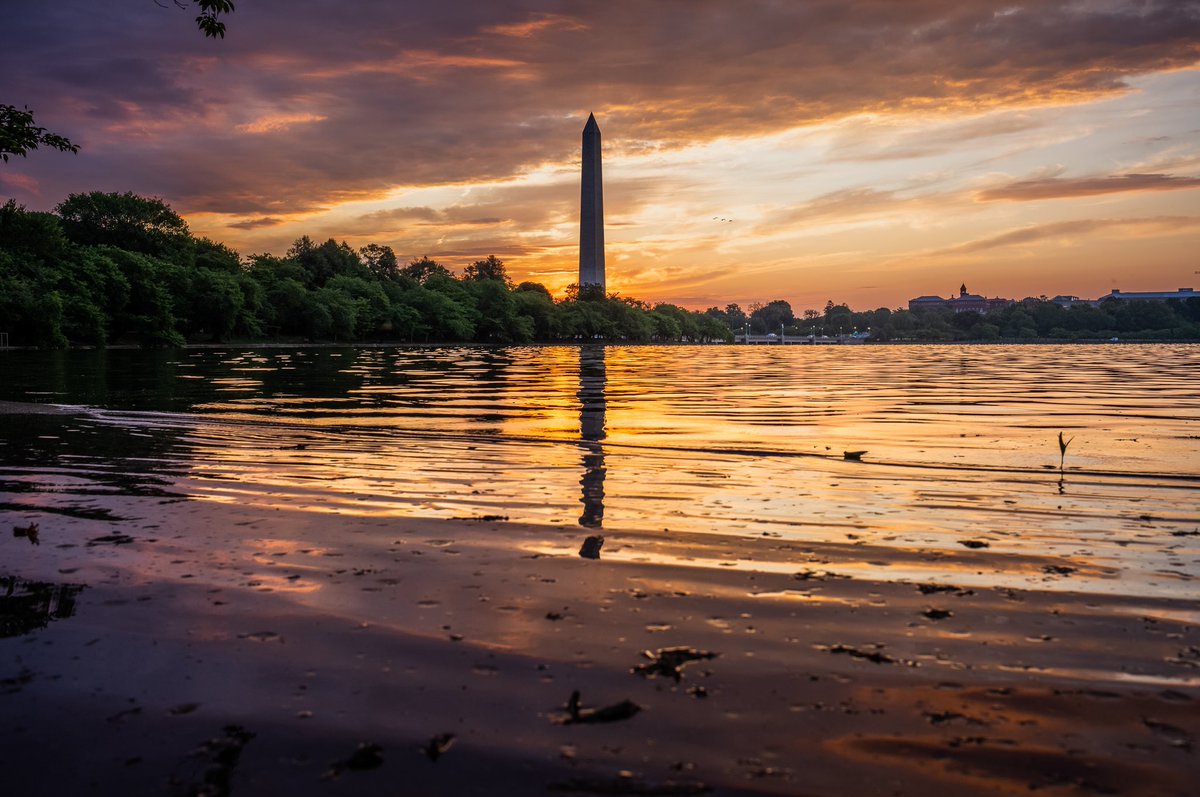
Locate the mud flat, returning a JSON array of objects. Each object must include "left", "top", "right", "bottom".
[{"left": 2, "top": 494, "right": 1197, "bottom": 796}]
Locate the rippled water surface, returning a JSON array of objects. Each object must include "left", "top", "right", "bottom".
[{"left": 2, "top": 344, "right": 1197, "bottom": 598}]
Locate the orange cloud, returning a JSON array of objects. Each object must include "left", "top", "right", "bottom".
[
  {"left": 236, "top": 112, "right": 328, "bottom": 134},
  {"left": 482, "top": 14, "right": 588, "bottom": 38}
]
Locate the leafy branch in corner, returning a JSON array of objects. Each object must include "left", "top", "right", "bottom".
[
  {"left": 155, "top": 0, "right": 236, "bottom": 38},
  {"left": 2, "top": 3, "right": 236, "bottom": 165},
  {"left": 0, "top": 105, "right": 79, "bottom": 163}
]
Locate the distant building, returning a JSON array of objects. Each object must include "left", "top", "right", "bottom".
[
  {"left": 908, "top": 284, "right": 1012, "bottom": 313},
  {"left": 1099, "top": 288, "right": 1196, "bottom": 303},
  {"left": 1050, "top": 295, "right": 1086, "bottom": 308}
]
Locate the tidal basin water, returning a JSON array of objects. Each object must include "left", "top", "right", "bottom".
[
  {"left": 4, "top": 344, "right": 1197, "bottom": 595},
  {"left": 1, "top": 344, "right": 1198, "bottom": 796}
]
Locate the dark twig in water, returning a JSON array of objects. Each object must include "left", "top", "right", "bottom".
[
  {"left": 323, "top": 742, "right": 384, "bottom": 779},
  {"left": 560, "top": 690, "right": 641, "bottom": 724},
  {"left": 422, "top": 733, "right": 456, "bottom": 761},
  {"left": 821, "top": 643, "right": 918, "bottom": 667},
  {"left": 12, "top": 523, "right": 39, "bottom": 545}
]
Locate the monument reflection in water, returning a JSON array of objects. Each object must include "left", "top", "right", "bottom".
[{"left": 577, "top": 346, "right": 606, "bottom": 528}]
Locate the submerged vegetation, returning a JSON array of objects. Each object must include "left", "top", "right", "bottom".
[{"left": 1, "top": 192, "right": 1198, "bottom": 348}]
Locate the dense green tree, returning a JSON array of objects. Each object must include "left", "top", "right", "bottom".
[
  {"left": 195, "top": 238, "right": 242, "bottom": 272},
  {"left": 286, "top": 237, "right": 365, "bottom": 287},
  {"left": 360, "top": 243, "right": 399, "bottom": 281},
  {"left": 463, "top": 254, "right": 512, "bottom": 287},
  {"left": 326, "top": 275, "right": 390, "bottom": 338},
  {"left": 185, "top": 269, "right": 244, "bottom": 341},
  {"left": 750, "top": 299, "right": 795, "bottom": 333},
  {"left": 57, "top": 192, "right": 193, "bottom": 262},
  {"left": 401, "top": 256, "right": 452, "bottom": 284},
  {"left": 512, "top": 288, "right": 559, "bottom": 339},
  {"left": 0, "top": 200, "right": 70, "bottom": 262},
  {"left": 466, "top": 277, "right": 533, "bottom": 343}
]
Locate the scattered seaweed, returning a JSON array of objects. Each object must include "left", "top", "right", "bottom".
[
  {"left": 324, "top": 742, "right": 383, "bottom": 779},
  {"left": 820, "top": 644, "right": 917, "bottom": 667},
  {"left": 633, "top": 647, "right": 717, "bottom": 682},
  {"left": 579, "top": 535, "right": 604, "bottom": 559},
  {"left": 169, "top": 724, "right": 255, "bottom": 797},
  {"left": 792, "top": 569, "right": 849, "bottom": 581},
  {"left": 422, "top": 733, "right": 456, "bottom": 761},
  {"left": 560, "top": 690, "right": 642, "bottom": 725},
  {"left": 87, "top": 533, "right": 135, "bottom": 547},
  {"left": 916, "top": 584, "right": 973, "bottom": 596},
  {"left": 548, "top": 776, "right": 710, "bottom": 795}
]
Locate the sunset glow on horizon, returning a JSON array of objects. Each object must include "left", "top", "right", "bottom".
[{"left": 3, "top": 1, "right": 1198, "bottom": 310}]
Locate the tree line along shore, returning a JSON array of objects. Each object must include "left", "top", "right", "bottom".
[{"left": 2, "top": 192, "right": 1198, "bottom": 349}]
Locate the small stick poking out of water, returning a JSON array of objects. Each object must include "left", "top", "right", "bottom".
[{"left": 1058, "top": 432, "right": 1073, "bottom": 473}]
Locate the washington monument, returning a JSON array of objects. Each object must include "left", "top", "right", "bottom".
[{"left": 579, "top": 113, "right": 605, "bottom": 291}]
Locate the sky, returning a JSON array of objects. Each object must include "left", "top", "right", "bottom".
[{"left": 2, "top": 0, "right": 1199, "bottom": 311}]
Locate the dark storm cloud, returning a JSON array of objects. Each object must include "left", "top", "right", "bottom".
[
  {"left": 227, "top": 216, "right": 286, "bottom": 230},
  {"left": 977, "top": 173, "right": 1200, "bottom": 201},
  {"left": 2, "top": 0, "right": 1198, "bottom": 216},
  {"left": 933, "top": 216, "right": 1200, "bottom": 255}
]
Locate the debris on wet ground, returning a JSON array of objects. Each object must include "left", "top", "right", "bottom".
[
  {"left": 169, "top": 724, "right": 255, "bottom": 797},
  {"left": 12, "top": 522, "right": 39, "bottom": 545},
  {"left": 87, "top": 533, "right": 135, "bottom": 546},
  {"left": 579, "top": 535, "right": 604, "bottom": 559},
  {"left": 324, "top": 742, "right": 384, "bottom": 779},
  {"left": 916, "top": 584, "right": 974, "bottom": 596},
  {"left": 559, "top": 690, "right": 642, "bottom": 725},
  {"left": 168, "top": 702, "right": 201, "bottom": 716},
  {"left": 922, "top": 608, "right": 953, "bottom": 620},
  {"left": 792, "top": 569, "right": 849, "bottom": 581},
  {"left": 547, "top": 775, "right": 711, "bottom": 794},
  {"left": 843, "top": 450, "right": 867, "bottom": 461},
  {"left": 1166, "top": 646, "right": 1200, "bottom": 668},
  {"left": 633, "top": 647, "right": 717, "bottom": 682},
  {"left": 819, "top": 644, "right": 917, "bottom": 666},
  {"left": 422, "top": 732, "right": 456, "bottom": 761},
  {"left": 923, "top": 710, "right": 976, "bottom": 726},
  {"left": 1143, "top": 719, "right": 1193, "bottom": 751},
  {"left": 959, "top": 539, "right": 989, "bottom": 549},
  {"left": 1042, "top": 564, "right": 1077, "bottom": 575}
]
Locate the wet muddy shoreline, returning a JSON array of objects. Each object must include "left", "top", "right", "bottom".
[{"left": 3, "top": 495, "right": 1198, "bottom": 796}]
